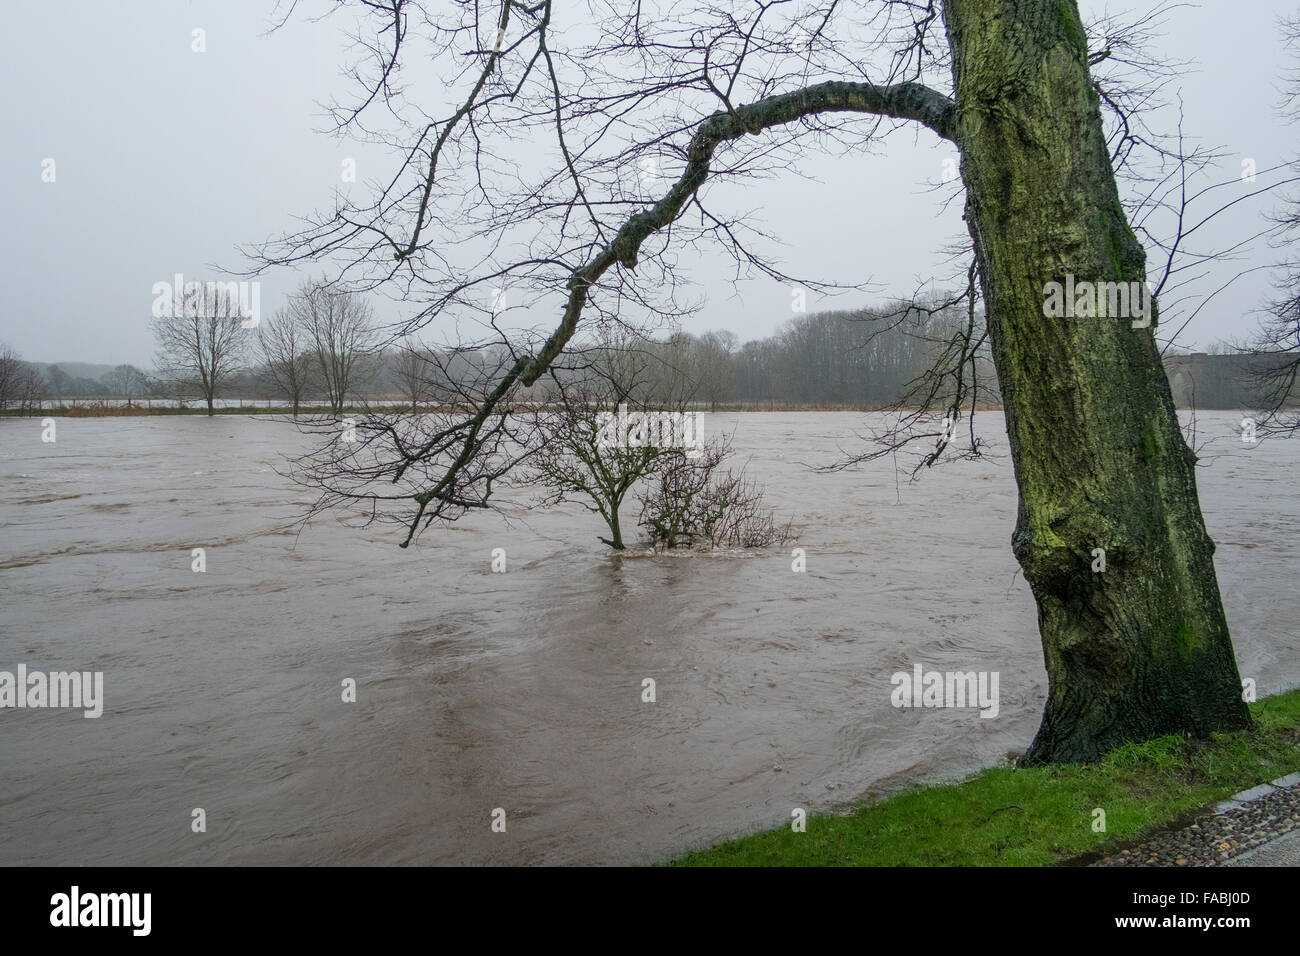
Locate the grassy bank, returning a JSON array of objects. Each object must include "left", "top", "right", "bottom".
[{"left": 670, "top": 689, "right": 1300, "bottom": 866}]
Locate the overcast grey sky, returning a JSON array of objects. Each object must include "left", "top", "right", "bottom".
[{"left": 1, "top": 0, "right": 1295, "bottom": 368}]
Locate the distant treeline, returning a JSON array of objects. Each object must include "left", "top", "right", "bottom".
[
  {"left": 3, "top": 306, "right": 1293, "bottom": 412},
  {"left": 1162, "top": 352, "right": 1289, "bottom": 410}
]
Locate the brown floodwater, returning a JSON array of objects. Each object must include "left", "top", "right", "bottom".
[{"left": 0, "top": 411, "right": 1295, "bottom": 864}]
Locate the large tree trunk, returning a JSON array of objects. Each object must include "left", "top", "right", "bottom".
[{"left": 943, "top": 0, "right": 1250, "bottom": 763}]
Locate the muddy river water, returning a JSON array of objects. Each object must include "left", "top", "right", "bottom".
[{"left": 1, "top": 411, "right": 1295, "bottom": 864}]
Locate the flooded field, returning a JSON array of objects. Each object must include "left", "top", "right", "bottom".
[{"left": 1, "top": 411, "right": 1296, "bottom": 865}]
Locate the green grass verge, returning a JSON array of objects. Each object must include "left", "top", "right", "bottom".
[{"left": 670, "top": 689, "right": 1300, "bottom": 866}]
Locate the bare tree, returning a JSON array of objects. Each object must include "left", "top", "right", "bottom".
[
  {"left": 102, "top": 364, "right": 149, "bottom": 403},
  {"left": 0, "top": 344, "right": 22, "bottom": 411},
  {"left": 151, "top": 283, "right": 249, "bottom": 416},
  {"left": 1247, "top": 12, "right": 1300, "bottom": 436},
  {"left": 695, "top": 330, "right": 739, "bottom": 411},
  {"left": 257, "top": 307, "right": 314, "bottom": 417},
  {"left": 284, "top": 340, "right": 528, "bottom": 545},
  {"left": 653, "top": 332, "right": 702, "bottom": 409},
  {"left": 17, "top": 365, "right": 46, "bottom": 414},
  {"left": 249, "top": 0, "right": 1261, "bottom": 764},
  {"left": 390, "top": 341, "right": 432, "bottom": 414},
  {"left": 287, "top": 280, "right": 378, "bottom": 417},
  {"left": 0, "top": 346, "right": 49, "bottom": 415}
]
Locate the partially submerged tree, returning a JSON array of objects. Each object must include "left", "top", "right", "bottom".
[
  {"left": 530, "top": 390, "right": 669, "bottom": 550},
  {"left": 528, "top": 337, "right": 694, "bottom": 549},
  {"left": 253, "top": 0, "right": 1252, "bottom": 763},
  {"left": 639, "top": 436, "right": 794, "bottom": 550}
]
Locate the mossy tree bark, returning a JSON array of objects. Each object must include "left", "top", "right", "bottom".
[{"left": 943, "top": 0, "right": 1250, "bottom": 763}]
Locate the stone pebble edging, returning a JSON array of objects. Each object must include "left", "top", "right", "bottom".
[{"left": 1091, "top": 773, "right": 1300, "bottom": 867}]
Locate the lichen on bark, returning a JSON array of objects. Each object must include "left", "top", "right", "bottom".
[{"left": 943, "top": 0, "right": 1250, "bottom": 764}]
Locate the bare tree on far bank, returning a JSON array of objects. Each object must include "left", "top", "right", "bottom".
[
  {"left": 101, "top": 364, "right": 151, "bottom": 403},
  {"left": 390, "top": 341, "right": 433, "bottom": 415},
  {"left": 0, "top": 344, "right": 46, "bottom": 414},
  {"left": 0, "top": 344, "right": 23, "bottom": 410},
  {"left": 257, "top": 308, "right": 315, "bottom": 417},
  {"left": 695, "top": 331, "right": 738, "bottom": 411},
  {"left": 151, "top": 284, "right": 249, "bottom": 416},
  {"left": 286, "top": 281, "right": 379, "bottom": 417},
  {"left": 1247, "top": 13, "right": 1300, "bottom": 436}
]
